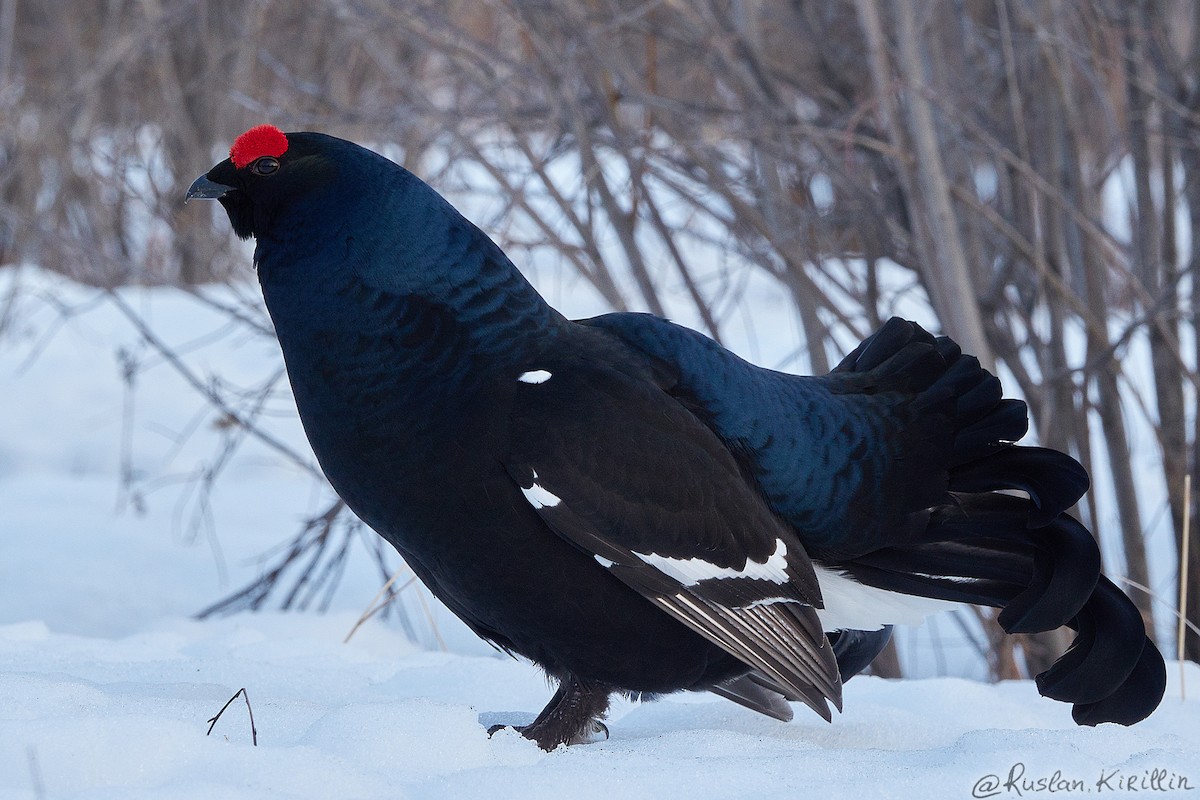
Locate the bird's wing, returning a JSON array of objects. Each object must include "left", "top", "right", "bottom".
[
  {"left": 502, "top": 355, "right": 842, "bottom": 719},
  {"left": 577, "top": 314, "right": 929, "bottom": 557},
  {"left": 582, "top": 313, "right": 1085, "bottom": 559}
]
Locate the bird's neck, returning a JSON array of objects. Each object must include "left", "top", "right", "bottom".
[
  {"left": 257, "top": 171, "right": 567, "bottom": 363},
  {"left": 258, "top": 237, "right": 563, "bottom": 413}
]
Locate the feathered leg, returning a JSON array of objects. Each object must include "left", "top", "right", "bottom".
[{"left": 489, "top": 675, "right": 611, "bottom": 750}]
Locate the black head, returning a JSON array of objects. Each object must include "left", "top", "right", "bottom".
[
  {"left": 187, "top": 126, "right": 549, "bottom": 316},
  {"left": 187, "top": 126, "right": 359, "bottom": 240}
]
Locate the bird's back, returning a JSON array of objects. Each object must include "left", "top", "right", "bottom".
[{"left": 189, "top": 126, "right": 1165, "bottom": 747}]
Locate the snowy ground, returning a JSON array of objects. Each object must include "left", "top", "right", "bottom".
[{"left": 2, "top": 266, "right": 1197, "bottom": 799}]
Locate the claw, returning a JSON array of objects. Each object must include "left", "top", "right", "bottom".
[
  {"left": 487, "top": 723, "right": 528, "bottom": 738},
  {"left": 571, "top": 720, "right": 609, "bottom": 745}
]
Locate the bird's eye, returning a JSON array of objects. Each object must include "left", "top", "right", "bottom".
[{"left": 251, "top": 157, "right": 280, "bottom": 176}]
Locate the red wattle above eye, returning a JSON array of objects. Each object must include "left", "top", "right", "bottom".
[{"left": 231, "top": 125, "right": 289, "bottom": 169}]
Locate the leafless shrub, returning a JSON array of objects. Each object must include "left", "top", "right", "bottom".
[{"left": 4, "top": 0, "right": 1198, "bottom": 675}]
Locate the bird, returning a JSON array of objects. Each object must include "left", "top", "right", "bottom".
[{"left": 187, "top": 125, "right": 1165, "bottom": 750}]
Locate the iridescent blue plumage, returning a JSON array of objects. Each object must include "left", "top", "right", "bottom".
[{"left": 188, "top": 128, "right": 1166, "bottom": 749}]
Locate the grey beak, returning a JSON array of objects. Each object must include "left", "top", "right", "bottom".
[{"left": 185, "top": 174, "right": 235, "bottom": 203}]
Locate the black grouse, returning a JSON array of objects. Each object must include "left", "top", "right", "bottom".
[{"left": 187, "top": 125, "right": 1165, "bottom": 750}]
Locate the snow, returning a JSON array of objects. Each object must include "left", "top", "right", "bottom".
[
  {"left": 2, "top": 265, "right": 1197, "bottom": 799},
  {"left": 2, "top": 615, "right": 1196, "bottom": 799}
]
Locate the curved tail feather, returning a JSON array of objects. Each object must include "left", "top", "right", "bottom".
[
  {"left": 949, "top": 447, "right": 1089, "bottom": 527},
  {"left": 828, "top": 318, "right": 1165, "bottom": 725},
  {"left": 843, "top": 515, "right": 1163, "bottom": 724},
  {"left": 1071, "top": 639, "right": 1165, "bottom": 726},
  {"left": 829, "top": 626, "right": 894, "bottom": 681}
]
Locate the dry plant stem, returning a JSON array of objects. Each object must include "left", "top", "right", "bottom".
[
  {"left": 205, "top": 688, "right": 258, "bottom": 746},
  {"left": 344, "top": 566, "right": 414, "bottom": 643},
  {"left": 25, "top": 746, "right": 45, "bottom": 800},
  {"left": 1116, "top": 577, "right": 1200, "bottom": 642},
  {"left": 415, "top": 583, "right": 447, "bottom": 651},
  {"left": 1180, "top": 474, "right": 1192, "bottom": 700},
  {"left": 103, "top": 289, "right": 321, "bottom": 479},
  {"left": 195, "top": 499, "right": 347, "bottom": 618}
]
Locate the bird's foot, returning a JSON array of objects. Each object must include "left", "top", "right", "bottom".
[
  {"left": 485, "top": 674, "right": 612, "bottom": 750},
  {"left": 486, "top": 720, "right": 609, "bottom": 749}
]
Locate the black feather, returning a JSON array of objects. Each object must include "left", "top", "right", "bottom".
[{"left": 191, "top": 131, "right": 1165, "bottom": 748}]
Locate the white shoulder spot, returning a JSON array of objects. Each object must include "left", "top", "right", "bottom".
[
  {"left": 633, "top": 539, "right": 791, "bottom": 586},
  {"left": 520, "top": 469, "right": 562, "bottom": 509},
  {"left": 518, "top": 369, "right": 552, "bottom": 384}
]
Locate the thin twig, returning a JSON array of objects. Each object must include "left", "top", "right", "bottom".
[
  {"left": 26, "top": 746, "right": 45, "bottom": 800},
  {"left": 1179, "top": 474, "right": 1192, "bottom": 700},
  {"left": 1116, "top": 576, "right": 1200, "bottom": 641},
  {"left": 195, "top": 499, "right": 346, "bottom": 618},
  {"left": 103, "top": 289, "right": 322, "bottom": 479},
  {"left": 415, "top": 584, "right": 447, "bottom": 652},
  {"left": 344, "top": 566, "right": 415, "bottom": 643},
  {"left": 205, "top": 688, "right": 258, "bottom": 746}
]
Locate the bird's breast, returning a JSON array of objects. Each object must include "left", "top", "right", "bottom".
[{"left": 266, "top": 289, "right": 511, "bottom": 535}]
